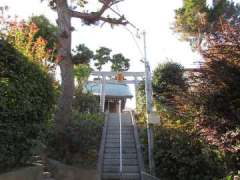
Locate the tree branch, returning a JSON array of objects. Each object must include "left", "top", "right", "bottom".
[{"left": 70, "top": 0, "right": 127, "bottom": 25}]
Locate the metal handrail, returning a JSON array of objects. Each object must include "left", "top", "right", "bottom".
[
  {"left": 129, "top": 110, "right": 145, "bottom": 180},
  {"left": 119, "top": 100, "right": 123, "bottom": 179}
]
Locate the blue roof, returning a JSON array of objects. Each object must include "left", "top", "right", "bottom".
[{"left": 84, "top": 82, "right": 133, "bottom": 98}]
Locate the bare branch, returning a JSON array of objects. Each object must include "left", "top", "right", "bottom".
[
  {"left": 99, "top": 16, "right": 127, "bottom": 25},
  {"left": 70, "top": 0, "right": 127, "bottom": 25}
]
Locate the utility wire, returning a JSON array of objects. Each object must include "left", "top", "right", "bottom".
[
  {"left": 109, "top": 4, "right": 144, "bottom": 58},
  {"left": 123, "top": 26, "right": 144, "bottom": 57}
]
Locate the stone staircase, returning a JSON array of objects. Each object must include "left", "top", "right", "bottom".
[{"left": 100, "top": 112, "right": 142, "bottom": 180}]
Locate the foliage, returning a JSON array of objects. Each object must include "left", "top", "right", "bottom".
[
  {"left": 152, "top": 61, "right": 186, "bottom": 94},
  {"left": 0, "top": 18, "right": 55, "bottom": 72},
  {"left": 72, "top": 44, "right": 94, "bottom": 65},
  {"left": 111, "top": 53, "right": 130, "bottom": 72},
  {"left": 152, "top": 62, "right": 192, "bottom": 124},
  {"left": 46, "top": 112, "right": 104, "bottom": 166},
  {"left": 94, "top": 47, "right": 112, "bottom": 71},
  {"left": 28, "top": 15, "right": 57, "bottom": 53},
  {"left": 174, "top": 0, "right": 208, "bottom": 39},
  {"left": 136, "top": 61, "right": 228, "bottom": 179},
  {"left": 174, "top": 0, "right": 240, "bottom": 45},
  {"left": 136, "top": 81, "right": 146, "bottom": 115},
  {"left": 74, "top": 64, "right": 92, "bottom": 91},
  {"left": 153, "top": 124, "right": 225, "bottom": 180},
  {"left": 0, "top": 40, "right": 56, "bottom": 172},
  {"left": 73, "top": 92, "right": 100, "bottom": 113},
  {"left": 191, "top": 21, "right": 240, "bottom": 159}
]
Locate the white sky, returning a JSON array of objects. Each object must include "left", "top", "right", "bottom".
[{"left": 1, "top": 0, "right": 240, "bottom": 108}]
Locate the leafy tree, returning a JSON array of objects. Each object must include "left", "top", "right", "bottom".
[
  {"left": 2, "top": 19, "right": 55, "bottom": 72},
  {"left": 152, "top": 62, "right": 186, "bottom": 94},
  {"left": 192, "top": 21, "right": 240, "bottom": 156},
  {"left": 28, "top": 15, "right": 57, "bottom": 52},
  {"left": 72, "top": 44, "right": 94, "bottom": 65},
  {"left": 44, "top": 0, "right": 128, "bottom": 132},
  {"left": 94, "top": 47, "right": 111, "bottom": 71},
  {"left": 111, "top": 53, "right": 130, "bottom": 72},
  {"left": 174, "top": 0, "right": 240, "bottom": 46}
]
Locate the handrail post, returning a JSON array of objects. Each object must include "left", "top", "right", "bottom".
[{"left": 119, "top": 100, "right": 123, "bottom": 179}]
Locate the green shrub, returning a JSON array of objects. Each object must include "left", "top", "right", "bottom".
[
  {"left": 0, "top": 40, "right": 56, "bottom": 172},
  {"left": 153, "top": 126, "right": 225, "bottom": 180},
  {"left": 46, "top": 112, "right": 104, "bottom": 167},
  {"left": 73, "top": 92, "right": 100, "bottom": 113}
]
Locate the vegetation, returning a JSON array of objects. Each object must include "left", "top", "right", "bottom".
[
  {"left": 174, "top": 0, "right": 240, "bottom": 47},
  {"left": 28, "top": 15, "right": 57, "bottom": 54},
  {"left": 45, "top": 0, "right": 128, "bottom": 132},
  {"left": 153, "top": 125, "right": 225, "bottom": 180},
  {"left": 73, "top": 92, "right": 100, "bottom": 114},
  {"left": 72, "top": 44, "right": 94, "bottom": 65},
  {"left": 46, "top": 111, "right": 104, "bottom": 167},
  {"left": 94, "top": 47, "right": 112, "bottom": 71},
  {"left": 111, "top": 53, "right": 130, "bottom": 72},
  {"left": 2, "top": 19, "right": 55, "bottom": 73},
  {"left": 152, "top": 62, "right": 186, "bottom": 94},
  {"left": 136, "top": 61, "right": 239, "bottom": 179},
  {"left": 191, "top": 21, "right": 240, "bottom": 173},
  {"left": 0, "top": 40, "right": 56, "bottom": 172}
]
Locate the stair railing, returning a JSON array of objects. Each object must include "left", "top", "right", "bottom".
[
  {"left": 119, "top": 100, "right": 123, "bottom": 179},
  {"left": 97, "top": 112, "right": 108, "bottom": 180},
  {"left": 129, "top": 110, "right": 145, "bottom": 180}
]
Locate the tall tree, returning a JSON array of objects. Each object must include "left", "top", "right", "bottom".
[
  {"left": 194, "top": 21, "right": 240, "bottom": 154},
  {"left": 94, "top": 47, "right": 111, "bottom": 71},
  {"left": 111, "top": 53, "right": 130, "bottom": 72},
  {"left": 46, "top": 0, "right": 127, "bottom": 132},
  {"left": 174, "top": 0, "right": 240, "bottom": 47}
]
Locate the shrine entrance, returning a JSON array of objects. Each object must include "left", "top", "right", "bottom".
[{"left": 86, "top": 71, "right": 145, "bottom": 112}]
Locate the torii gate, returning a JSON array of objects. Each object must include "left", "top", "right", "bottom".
[{"left": 89, "top": 71, "right": 146, "bottom": 112}]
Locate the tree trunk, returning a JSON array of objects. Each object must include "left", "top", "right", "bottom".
[{"left": 55, "top": 0, "right": 74, "bottom": 132}]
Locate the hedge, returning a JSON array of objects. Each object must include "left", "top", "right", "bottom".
[{"left": 0, "top": 40, "right": 56, "bottom": 172}]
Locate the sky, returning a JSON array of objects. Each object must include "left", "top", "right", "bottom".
[{"left": 1, "top": 0, "right": 240, "bottom": 108}]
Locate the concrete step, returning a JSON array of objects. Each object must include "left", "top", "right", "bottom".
[
  {"left": 104, "top": 153, "right": 137, "bottom": 159},
  {"left": 104, "top": 159, "right": 138, "bottom": 165},
  {"left": 103, "top": 165, "right": 139, "bottom": 173},
  {"left": 105, "top": 148, "right": 137, "bottom": 153},
  {"left": 106, "top": 135, "right": 134, "bottom": 139},
  {"left": 106, "top": 139, "right": 135, "bottom": 143},
  {"left": 106, "top": 132, "right": 134, "bottom": 136},
  {"left": 107, "top": 130, "right": 133, "bottom": 134},
  {"left": 102, "top": 172, "right": 140, "bottom": 180},
  {"left": 105, "top": 143, "right": 136, "bottom": 148},
  {"left": 107, "top": 129, "right": 133, "bottom": 132},
  {"left": 108, "top": 126, "right": 132, "bottom": 129},
  {"left": 108, "top": 124, "right": 132, "bottom": 127}
]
